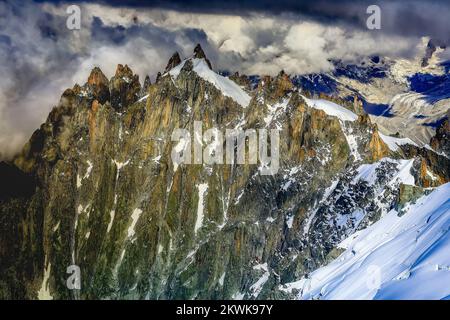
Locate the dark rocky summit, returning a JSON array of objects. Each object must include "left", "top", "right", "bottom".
[{"left": 164, "top": 52, "right": 182, "bottom": 73}]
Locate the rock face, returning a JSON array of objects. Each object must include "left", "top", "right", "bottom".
[
  {"left": 229, "top": 72, "right": 252, "bottom": 90},
  {"left": 164, "top": 52, "right": 182, "bottom": 73},
  {"left": 396, "top": 184, "right": 426, "bottom": 213},
  {"left": 367, "top": 127, "right": 391, "bottom": 161},
  {"left": 421, "top": 39, "right": 446, "bottom": 67},
  {"left": 1, "top": 47, "right": 449, "bottom": 300},
  {"left": 141, "top": 75, "right": 151, "bottom": 97},
  {"left": 110, "top": 64, "right": 141, "bottom": 110},
  {"left": 430, "top": 109, "right": 450, "bottom": 157},
  {"left": 87, "top": 67, "right": 110, "bottom": 104}
]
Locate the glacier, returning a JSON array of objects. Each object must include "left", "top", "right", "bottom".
[{"left": 281, "top": 182, "right": 450, "bottom": 300}]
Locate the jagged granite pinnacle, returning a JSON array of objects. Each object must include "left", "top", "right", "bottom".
[
  {"left": 165, "top": 52, "right": 182, "bottom": 73},
  {"left": 86, "top": 67, "right": 110, "bottom": 104},
  {"left": 141, "top": 75, "right": 151, "bottom": 96},
  {"left": 109, "top": 64, "right": 141, "bottom": 110},
  {"left": 193, "top": 43, "right": 212, "bottom": 69}
]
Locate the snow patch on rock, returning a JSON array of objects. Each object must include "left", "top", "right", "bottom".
[
  {"left": 379, "top": 132, "right": 417, "bottom": 152},
  {"left": 127, "top": 208, "right": 143, "bottom": 240},
  {"left": 194, "top": 183, "right": 209, "bottom": 235},
  {"left": 354, "top": 158, "right": 415, "bottom": 186},
  {"left": 37, "top": 257, "right": 53, "bottom": 300},
  {"left": 302, "top": 96, "right": 358, "bottom": 122}
]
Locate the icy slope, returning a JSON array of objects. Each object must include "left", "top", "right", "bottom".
[
  {"left": 353, "top": 158, "right": 415, "bottom": 187},
  {"left": 378, "top": 132, "right": 417, "bottom": 152},
  {"left": 169, "top": 58, "right": 251, "bottom": 108},
  {"left": 302, "top": 96, "right": 358, "bottom": 122},
  {"left": 281, "top": 182, "right": 450, "bottom": 300}
]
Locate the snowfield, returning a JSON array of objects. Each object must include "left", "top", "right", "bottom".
[
  {"left": 169, "top": 58, "right": 251, "bottom": 108},
  {"left": 378, "top": 132, "right": 418, "bottom": 152},
  {"left": 301, "top": 96, "right": 358, "bottom": 122},
  {"left": 281, "top": 182, "right": 450, "bottom": 300}
]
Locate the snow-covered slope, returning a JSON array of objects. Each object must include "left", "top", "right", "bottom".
[
  {"left": 302, "top": 96, "right": 358, "bottom": 122},
  {"left": 169, "top": 58, "right": 251, "bottom": 108},
  {"left": 281, "top": 183, "right": 450, "bottom": 300},
  {"left": 378, "top": 132, "right": 417, "bottom": 152},
  {"left": 353, "top": 158, "right": 415, "bottom": 187}
]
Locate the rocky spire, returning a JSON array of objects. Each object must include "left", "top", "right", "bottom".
[
  {"left": 114, "top": 64, "right": 134, "bottom": 79},
  {"left": 352, "top": 95, "right": 365, "bottom": 115},
  {"left": 257, "top": 71, "right": 293, "bottom": 102},
  {"left": 155, "top": 72, "right": 162, "bottom": 83},
  {"left": 273, "top": 71, "right": 293, "bottom": 100},
  {"left": 86, "top": 67, "right": 110, "bottom": 104},
  {"left": 193, "top": 44, "right": 206, "bottom": 59},
  {"left": 193, "top": 43, "right": 212, "bottom": 69},
  {"left": 164, "top": 52, "right": 182, "bottom": 73},
  {"left": 140, "top": 75, "right": 151, "bottom": 96},
  {"left": 88, "top": 67, "right": 109, "bottom": 87},
  {"left": 110, "top": 64, "right": 141, "bottom": 110},
  {"left": 367, "top": 125, "right": 391, "bottom": 161}
]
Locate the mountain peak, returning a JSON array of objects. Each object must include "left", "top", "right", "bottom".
[
  {"left": 110, "top": 64, "right": 141, "bottom": 110},
  {"left": 87, "top": 67, "right": 108, "bottom": 87},
  {"left": 141, "top": 75, "right": 151, "bottom": 95},
  {"left": 165, "top": 52, "right": 182, "bottom": 73},
  {"left": 193, "top": 44, "right": 206, "bottom": 59},
  {"left": 86, "top": 67, "right": 110, "bottom": 104},
  {"left": 193, "top": 43, "right": 212, "bottom": 69},
  {"left": 115, "top": 64, "right": 134, "bottom": 78}
]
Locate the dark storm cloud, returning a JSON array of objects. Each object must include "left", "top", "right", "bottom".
[
  {"left": 91, "top": 15, "right": 209, "bottom": 49},
  {"left": 38, "top": 0, "right": 450, "bottom": 43}
]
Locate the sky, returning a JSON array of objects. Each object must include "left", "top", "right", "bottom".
[{"left": 0, "top": 0, "right": 449, "bottom": 159}]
